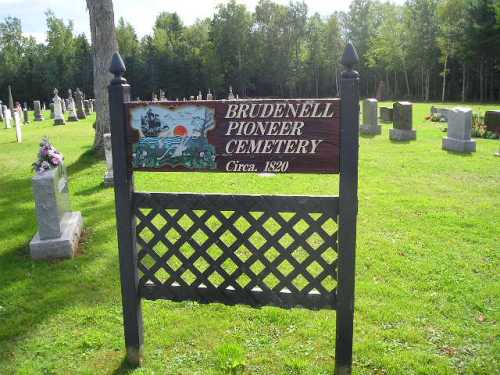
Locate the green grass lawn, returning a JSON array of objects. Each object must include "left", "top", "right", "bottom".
[{"left": 0, "top": 103, "right": 498, "bottom": 374}]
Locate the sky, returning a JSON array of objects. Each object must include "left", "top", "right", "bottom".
[{"left": 0, "top": 0, "right": 405, "bottom": 43}]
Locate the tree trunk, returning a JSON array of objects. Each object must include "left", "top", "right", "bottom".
[
  {"left": 87, "top": 0, "right": 118, "bottom": 154},
  {"left": 479, "top": 59, "right": 484, "bottom": 102},
  {"left": 441, "top": 55, "right": 448, "bottom": 102},
  {"left": 461, "top": 62, "right": 466, "bottom": 102}
]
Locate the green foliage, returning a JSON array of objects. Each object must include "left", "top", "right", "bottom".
[{"left": 214, "top": 343, "right": 246, "bottom": 373}]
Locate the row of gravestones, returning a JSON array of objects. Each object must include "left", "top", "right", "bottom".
[
  {"left": 149, "top": 86, "right": 237, "bottom": 102},
  {"left": 33, "top": 89, "right": 95, "bottom": 126},
  {"left": 361, "top": 99, "right": 477, "bottom": 153}
]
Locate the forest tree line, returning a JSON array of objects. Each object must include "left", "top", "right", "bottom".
[{"left": 1, "top": 0, "right": 499, "bottom": 105}]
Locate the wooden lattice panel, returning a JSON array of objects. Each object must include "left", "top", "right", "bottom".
[{"left": 134, "top": 192, "right": 339, "bottom": 309}]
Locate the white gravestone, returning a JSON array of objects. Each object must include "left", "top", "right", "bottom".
[
  {"left": 4, "top": 107, "right": 12, "bottom": 129},
  {"left": 442, "top": 108, "right": 476, "bottom": 153},
  {"left": 66, "top": 90, "right": 78, "bottom": 122},
  {"left": 30, "top": 164, "right": 83, "bottom": 259},
  {"left": 103, "top": 133, "right": 114, "bottom": 187},
  {"left": 361, "top": 98, "right": 381, "bottom": 135},
  {"left": 53, "top": 89, "right": 66, "bottom": 126},
  {"left": 13, "top": 110, "right": 22, "bottom": 142}
]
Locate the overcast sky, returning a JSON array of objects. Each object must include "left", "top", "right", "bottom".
[{"left": 0, "top": 0, "right": 405, "bottom": 43}]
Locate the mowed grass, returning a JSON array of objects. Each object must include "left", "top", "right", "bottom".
[{"left": 0, "top": 103, "right": 498, "bottom": 374}]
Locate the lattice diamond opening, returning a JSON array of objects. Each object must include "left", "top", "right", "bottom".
[{"left": 135, "top": 193, "right": 339, "bottom": 309}]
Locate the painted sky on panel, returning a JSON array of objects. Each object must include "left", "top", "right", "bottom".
[{"left": 0, "top": 0, "right": 405, "bottom": 43}]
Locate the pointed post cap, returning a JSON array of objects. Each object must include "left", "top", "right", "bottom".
[
  {"left": 341, "top": 42, "right": 359, "bottom": 78},
  {"left": 109, "top": 52, "right": 127, "bottom": 84}
]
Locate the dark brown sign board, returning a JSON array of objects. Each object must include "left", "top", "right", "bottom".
[{"left": 126, "top": 99, "right": 340, "bottom": 173}]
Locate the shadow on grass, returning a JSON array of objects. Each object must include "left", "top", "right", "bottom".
[
  {"left": 111, "top": 358, "right": 139, "bottom": 375},
  {"left": 76, "top": 183, "right": 106, "bottom": 196},
  {"left": 389, "top": 139, "right": 413, "bottom": 144},
  {"left": 444, "top": 150, "right": 474, "bottom": 157},
  {"left": 360, "top": 133, "right": 378, "bottom": 139},
  {"left": 67, "top": 147, "right": 101, "bottom": 176}
]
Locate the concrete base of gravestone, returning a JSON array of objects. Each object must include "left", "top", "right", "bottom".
[
  {"left": 30, "top": 211, "right": 83, "bottom": 260},
  {"left": 390, "top": 128, "right": 416, "bottom": 141},
  {"left": 104, "top": 170, "right": 114, "bottom": 187},
  {"left": 54, "top": 118, "right": 66, "bottom": 126},
  {"left": 360, "top": 124, "right": 381, "bottom": 135},
  {"left": 442, "top": 137, "right": 476, "bottom": 153}
]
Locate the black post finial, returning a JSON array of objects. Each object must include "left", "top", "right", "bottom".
[
  {"left": 341, "top": 42, "right": 359, "bottom": 78},
  {"left": 109, "top": 52, "right": 127, "bottom": 84}
]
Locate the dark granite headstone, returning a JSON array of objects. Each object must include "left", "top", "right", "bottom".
[
  {"left": 380, "top": 107, "right": 393, "bottom": 122},
  {"left": 484, "top": 111, "right": 500, "bottom": 134}
]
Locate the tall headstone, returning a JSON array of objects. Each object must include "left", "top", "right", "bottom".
[
  {"left": 103, "top": 133, "right": 114, "bottom": 187},
  {"left": 75, "top": 88, "right": 86, "bottom": 119},
  {"left": 0, "top": 100, "right": 4, "bottom": 121},
  {"left": 13, "top": 110, "right": 22, "bottom": 143},
  {"left": 61, "top": 97, "right": 66, "bottom": 113},
  {"left": 30, "top": 164, "right": 83, "bottom": 259},
  {"left": 442, "top": 108, "right": 476, "bottom": 153},
  {"left": 390, "top": 102, "right": 416, "bottom": 141},
  {"left": 8, "top": 85, "right": 14, "bottom": 113},
  {"left": 207, "top": 89, "right": 213, "bottom": 100},
  {"left": 53, "top": 89, "right": 66, "bottom": 126},
  {"left": 33, "top": 100, "right": 44, "bottom": 121},
  {"left": 23, "top": 106, "right": 29, "bottom": 124},
  {"left": 49, "top": 103, "right": 55, "bottom": 119},
  {"left": 159, "top": 89, "right": 166, "bottom": 101},
  {"left": 228, "top": 86, "right": 235, "bottom": 100},
  {"left": 197, "top": 90, "right": 203, "bottom": 100},
  {"left": 380, "top": 107, "right": 393, "bottom": 122},
  {"left": 84, "top": 100, "right": 90, "bottom": 115},
  {"left": 66, "top": 89, "right": 78, "bottom": 122},
  {"left": 4, "top": 106, "right": 12, "bottom": 129},
  {"left": 360, "top": 98, "right": 381, "bottom": 135}
]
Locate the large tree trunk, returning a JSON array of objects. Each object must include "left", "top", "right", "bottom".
[
  {"left": 87, "top": 0, "right": 118, "bottom": 154},
  {"left": 461, "top": 62, "right": 466, "bottom": 102}
]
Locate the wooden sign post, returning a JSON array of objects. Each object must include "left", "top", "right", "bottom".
[{"left": 109, "top": 42, "right": 359, "bottom": 374}]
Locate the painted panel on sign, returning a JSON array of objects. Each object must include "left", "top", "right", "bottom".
[{"left": 126, "top": 99, "right": 341, "bottom": 174}]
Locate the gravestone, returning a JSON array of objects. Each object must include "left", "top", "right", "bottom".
[
  {"left": 13, "top": 110, "right": 22, "bottom": 143},
  {"left": 66, "top": 89, "right": 78, "bottom": 122},
  {"left": 30, "top": 164, "right": 83, "bottom": 259},
  {"left": 207, "top": 89, "right": 213, "bottom": 100},
  {"left": 75, "top": 88, "right": 86, "bottom": 119},
  {"left": 49, "top": 103, "right": 55, "bottom": 119},
  {"left": 33, "top": 100, "right": 44, "bottom": 121},
  {"left": 61, "top": 97, "right": 66, "bottom": 113},
  {"left": 4, "top": 106, "right": 12, "bottom": 129},
  {"left": 380, "top": 107, "right": 393, "bottom": 122},
  {"left": 442, "top": 108, "right": 476, "bottom": 153},
  {"left": 228, "top": 86, "right": 235, "bottom": 100},
  {"left": 90, "top": 99, "right": 95, "bottom": 112},
  {"left": 0, "top": 100, "right": 3, "bottom": 121},
  {"left": 390, "top": 101, "right": 416, "bottom": 141},
  {"left": 360, "top": 98, "right": 380, "bottom": 135},
  {"left": 23, "top": 106, "right": 29, "bottom": 124},
  {"left": 84, "top": 100, "right": 90, "bottom": 115},
  {"left": 103, "top": 133, "right": 113, "bottom": 187},
  {"left": 430, "top": 106, "right": 451, "bottom": 122},
  {"left": 197, "top": 91, "right": 202, "bottom": 101},
  {"left": 484, "top": 111, "right": 500, "bottom": 134},
  {"left": 53, "top": 89, "right": 66, "bottom": 126},
  {"left": 159, "top": 89, "right": 166, "bottom": 101},
  {"left": 8, "top": 85, "right": 14, "bottom": 113}
]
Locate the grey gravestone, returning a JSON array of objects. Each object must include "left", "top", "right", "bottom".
[
  {"left": 84, "top": 100, "right": 90, "bottom": 115},
  {"left": 207, "top": 89, "right": 213, "bottom": 100},
  {"left": 380, "top": 107, "right": 393, "bottom": 122},
  {"left": 228, "top": 86, "right": 235, "bottom": 100},
  {"left": 360, "top": 98, "right": 381, "bottom": 135},
  {"left": 30, "top": 165, "right": 83, "bottom": 259},
  {"left": 33, "top": 100, "right": 43, "bottom": 121},
  {"left": 61, "top": 97, "right": 66, "bottom": 113},
  {"left": 197, "top": 91, "right": 203, "bottom": 101},
  {"left": 4, "top": 107, "right": 12, "bottom": 129},
  {"left": 23, "top": 107, "right": 29, "bottom": 124},
  {"left": 66, "top": 89, "right": 78, "bottom": 122},
  {"left": 390, "top": 101, "right": 416, "bottom": 141},
  {"left": 103, "top": 133, "right": 114, "bottom": 187},
  {"left": 13, "top": 111, "right": 22, "bottom": 142},
  {"left": 49, "top": 103, "right": 55, "bottom": 119},
  {"left": 75, "top": 88, "right": 86, "bottom": 119},
  {"left": 53, "top": 89, "right": 65, "bottom": 126},
  {"left": 442, "top": 108, "right": 476, "bottom": 153},
  {"left": 430, "top": 106, "right": 451, "bottom": 122}
]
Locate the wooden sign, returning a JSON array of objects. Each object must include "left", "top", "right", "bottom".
[{"left": 126, "top": 99, "right": 340, "bottom": 173}]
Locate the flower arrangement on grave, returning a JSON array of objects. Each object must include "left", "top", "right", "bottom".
[{"left": 32, "top": 137, "right": 64, "bottom": 173}]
